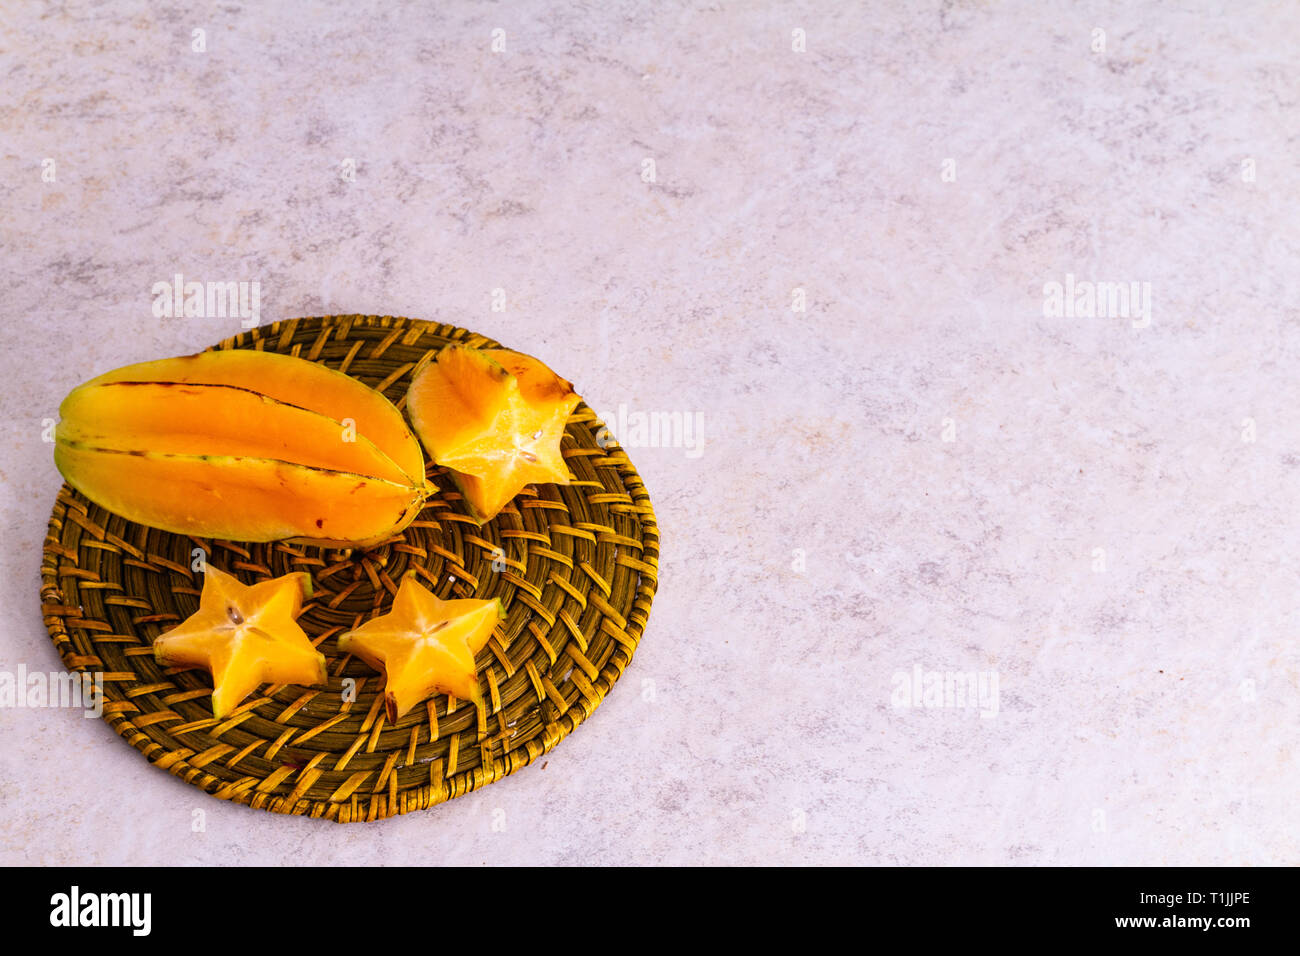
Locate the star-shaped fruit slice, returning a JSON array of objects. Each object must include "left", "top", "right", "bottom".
[
  {"left": 337, "top": 574, "right": 505, "bottom": 722},
  {"left": 153, "top": 565, "right": 326, "bottom": 718},
  {"left": 406, "top": 345, "right": 581, "bottom": 521}
]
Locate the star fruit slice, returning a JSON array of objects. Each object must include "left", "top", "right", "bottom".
[
  {"left": 337, "top": 574, "right": 505, "bottom": 722},
  {"left": 405, "top": 345, "right": 580, "bottom": 521},
  {"left": 153, "top": 565, "right": 326, "bottom": 718}
]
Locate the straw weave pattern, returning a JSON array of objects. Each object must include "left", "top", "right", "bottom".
[{"left": 40, "top": 315, "right": 659, "bottom": 822}]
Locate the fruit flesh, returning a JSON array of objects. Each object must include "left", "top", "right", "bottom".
[
  {"left": 406, "top": 346, "right": 517, "bottom": 464},
  {"left": 483, "top": 349, "right": 577, "bottom": 406},
  {"left": 406, "top": 346, "right": 580, "bottom": 521},
  {"left": 338, "top": 575, "right": 504, "bottom": 720},
  {"left": 153, "top": 566, "right": 326, "bottom": 718}
]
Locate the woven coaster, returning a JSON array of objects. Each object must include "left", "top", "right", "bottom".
[{"left": 40, "top": 315, "right": 659, "bottom": 823}]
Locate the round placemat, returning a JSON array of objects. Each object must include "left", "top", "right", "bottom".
[{"left": 40, "top": 315, "right": 659, "bottom": 823}]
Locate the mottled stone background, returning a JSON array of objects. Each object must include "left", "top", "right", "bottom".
[{"left": 1, "top": 1, "right": 1296, "bottom": 864}]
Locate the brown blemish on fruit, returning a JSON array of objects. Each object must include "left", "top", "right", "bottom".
[
  {"left": 95, "top": 380, "right": 322, "bottom": 413},
  {"left": 315, "top": 518, "right": 324, "bottom": 528}
]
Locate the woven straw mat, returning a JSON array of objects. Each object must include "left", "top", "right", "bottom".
[{"left": 39, "top": 315, "right": 659, "bottom": 823}]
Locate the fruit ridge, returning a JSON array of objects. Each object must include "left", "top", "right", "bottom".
[{"left": 54, "top": 349, "right": 430, "bottom": 546}]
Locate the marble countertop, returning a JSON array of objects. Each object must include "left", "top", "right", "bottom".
[{"left": 2, "top": 0, "right": 1297, "bottom": 865}]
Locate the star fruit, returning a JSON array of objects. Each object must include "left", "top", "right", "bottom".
[
  {"left": 153, "top": 565, "right": 327, "bottom": 718},
  {"left": 405, "top": 345, "right": 580, "bottom": 521},
  {"left": 338, "top": 574, "right": 504, "bottom": 722}
]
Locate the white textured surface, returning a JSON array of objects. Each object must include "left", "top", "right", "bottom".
[{"left": 2, "top": 0, "right": 1298, "bottom": 865}]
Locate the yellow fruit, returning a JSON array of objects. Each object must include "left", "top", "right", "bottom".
[
  {"left": 153, "top": 566, "right": 326, "bottom": 718},
  {"left": 54, "top": 350, "right": 430, "bottom": 546},
  {"left": 338, "top": 574, "right": 504, "bottom": 721},
  {"left": 405, "top": 345, "right": 580, "bottom": 521}
]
